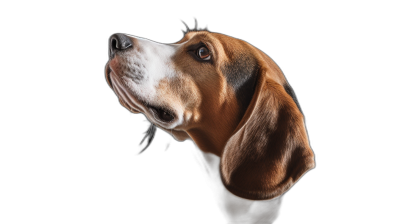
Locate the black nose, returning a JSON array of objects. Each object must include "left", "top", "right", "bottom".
[{"left": 109, "top": 33, "right": 133, "bottom": 58}]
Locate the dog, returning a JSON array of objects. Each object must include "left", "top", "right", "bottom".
[{"left": 104, "top": 23, "right": 315, "bottom": 223}]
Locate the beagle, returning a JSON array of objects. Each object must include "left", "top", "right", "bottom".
[{"left": 105, "top": 24, "right": 315, "bottom": 223}]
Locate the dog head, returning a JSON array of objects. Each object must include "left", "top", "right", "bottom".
[{"left": 105, "top": 26, "right": 315, "bottom": 200}]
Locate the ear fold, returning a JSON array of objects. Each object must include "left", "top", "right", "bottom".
[{"left": 220, "top": 73, "right": 315, "bottom": 200}]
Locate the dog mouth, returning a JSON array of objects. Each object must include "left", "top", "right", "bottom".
[
  {"left": 105, "top": 63, "right": 176, "bottom": 124},
  {"left": 148, "top": 105, "right": 175, "bottom": 123},
  {"left": 106, "top": 64, "right": 140, "bottom": 114}
]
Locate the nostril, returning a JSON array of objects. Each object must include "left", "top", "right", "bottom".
[
  {"left": 110, "top": 33, "right": 132, "bottom": 50},
  {"left": 109, "top": 33, "right": 133, "bottom": 59},
  {"left": 111, "top": 37, "right": 118, "bottom": 50}
]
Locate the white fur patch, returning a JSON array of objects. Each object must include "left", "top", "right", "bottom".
[{"left": 112, "top": 35, "right": 184, "bottom": 129}]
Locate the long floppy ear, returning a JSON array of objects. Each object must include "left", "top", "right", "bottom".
[{"left": 220, "top": 69, "right": 315, "bottom": 200}]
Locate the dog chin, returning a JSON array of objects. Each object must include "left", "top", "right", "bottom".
[
  {"left": 169, "top": 129, "right": 191, "bottom": 142},
  {"left": 157, "top": 126, "right": 192, "bottom": 142}
]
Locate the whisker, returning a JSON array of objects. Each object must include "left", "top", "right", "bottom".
[
  {"left": 165, "top": 142, "right": 171, "bottom": 151},
  {"left": 140, "top": 124, "right": 153, "bottom": 144},
  {"left": 149, "top": 127, "right": 157, "bottom": 144},
  {"left": 139, "top": 124, "right": 157, "bottom": 154},
  {"left": 147, "top": 124, "right": 155, "bottom": 142},
  {"left": 182, "top": 21, "right": 189, "bottom": 34}
]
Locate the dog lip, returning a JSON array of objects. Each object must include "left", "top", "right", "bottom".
[
  {"left": 105, "top": 63, "right": 113, "bottom": 88},
  {"left": 147, "top": 105, "right": 177, "bottom": 124},
  {"left": 105, "top": 62, "right": 179, "bottom": 126},
  {"left": 108, "top": 69, "right": 146, "bottom": 114},
  {"left": 106, "top": 64, "right": 111, "bottom": 74}
]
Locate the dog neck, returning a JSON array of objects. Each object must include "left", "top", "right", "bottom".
[{"left": 186, "top": 97, "right": 242, "bottom": 157}]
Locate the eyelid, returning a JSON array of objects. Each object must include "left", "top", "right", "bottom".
[
  {"left": 187, "top": 42, "right": 208, "bottom": 51},
  {"left": 201, "top": 42, "right": 212, "bottom": 54},
  {"left": 203, "top": 42, "right": 211, "bottom": 50},
  {"left": 203, "top": 42, "right": 214, "bottom": 55}
]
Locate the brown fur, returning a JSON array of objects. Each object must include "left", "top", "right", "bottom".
[
  {"left": 172, "top": 32, "right": 315, "bottom": 199},
  {"left": 166, "top": 32, "right": 244, "bottom": 155},
  {"left": 221, "top": 69, "right": 314, "bottom": 200},
  {"left": 107, "top": 30, "right": 315, "bottom": 200}
]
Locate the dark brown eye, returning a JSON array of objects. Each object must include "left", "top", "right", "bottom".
[{"left": 197, "top": 46, "right": 211, "bottom": 60}]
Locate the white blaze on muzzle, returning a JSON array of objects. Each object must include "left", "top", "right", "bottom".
[{"left": 112, "top": 35, "right": 185, "bottom": 129}]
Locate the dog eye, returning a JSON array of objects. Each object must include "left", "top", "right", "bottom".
[{"left": 197, "top": 47, "right": 211, "bottom": 60}]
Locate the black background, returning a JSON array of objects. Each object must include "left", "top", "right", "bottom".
[{"left": 15, "top": 10, "right": 362, "bottom": 223}]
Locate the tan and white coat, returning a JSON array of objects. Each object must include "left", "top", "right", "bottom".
[{"left": 105, "top": 29, "right": 315, "bottom": 223}]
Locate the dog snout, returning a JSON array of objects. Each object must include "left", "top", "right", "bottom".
[{"left": 109, "top": 33, "right": 133, "bottom": 58}]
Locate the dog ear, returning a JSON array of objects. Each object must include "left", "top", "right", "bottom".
[{"left": 220, "top": 70, "right": 315, "bottom": 200}]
